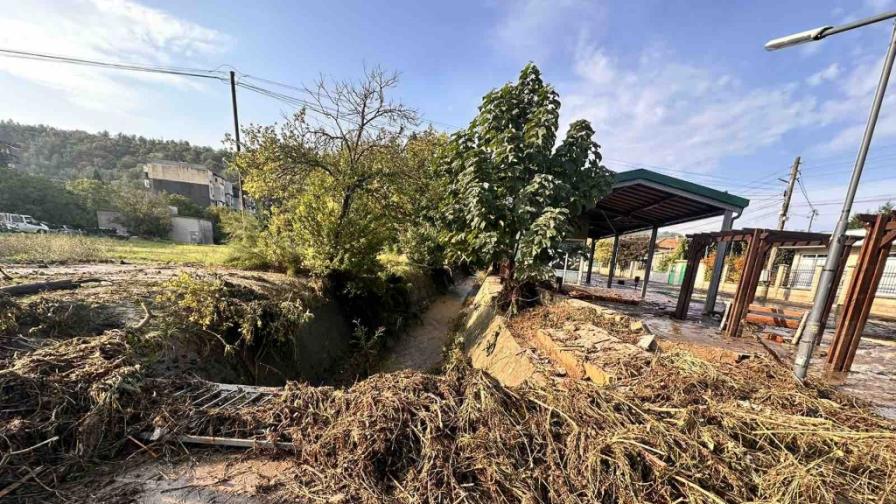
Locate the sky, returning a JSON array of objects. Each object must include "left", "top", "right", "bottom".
[{"left": 1, "top": 0, "right": 895, "bottom": 234}]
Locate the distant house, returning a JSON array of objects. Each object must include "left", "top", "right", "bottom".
[
  {"left": 653, "top": 236, "right": 681, "bottom": 264},
  {"left": 142, "top": 161, "right": 246, "bottom": 210}
]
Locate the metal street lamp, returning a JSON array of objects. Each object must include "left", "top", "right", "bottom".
[{"left": 766, "top": 11, "right": 896, "bottom": 381}]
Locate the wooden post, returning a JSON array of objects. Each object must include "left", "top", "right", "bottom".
[
  {"left": 725, "top": 230, "right": 772, "bottom": 338},
  {"left": 674, "top": 237, "right": 707, "bottom": 320},
  {"left": 828, "top": 213, "right": 894, "bottom": 372}
]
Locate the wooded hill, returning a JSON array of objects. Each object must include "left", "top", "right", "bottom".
[{"left": 0, "top": 120, "right": 228, "bottom": 182}]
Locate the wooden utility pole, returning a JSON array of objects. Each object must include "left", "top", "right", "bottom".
[
  {"left": 777, "top": 156, "right": 801, "bottom": 230},
  {"left": 763, "top": 156, "right": 801, "bottom": 291},
  {"left": 229, "top": 71, "right": 245, "bottom": 210}
]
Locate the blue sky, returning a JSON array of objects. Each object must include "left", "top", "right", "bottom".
[{"left": 1, "top": 0, "right": 895, "bottom": 233}]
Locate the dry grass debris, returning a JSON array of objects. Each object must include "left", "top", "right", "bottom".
[{"left": 2, "top": 307, "right": 896, "bottom": 502}]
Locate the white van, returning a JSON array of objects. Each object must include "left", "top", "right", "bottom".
[{"left": 0, "top": 213, "right": 50, "bottom": 233}]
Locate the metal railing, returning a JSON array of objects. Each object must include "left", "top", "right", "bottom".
[
  {"left": 787, "top": 267, "right": 816, "bottom": 289},
  {"left": 879, "top": 258, "right": 896, "bottom": 296}
]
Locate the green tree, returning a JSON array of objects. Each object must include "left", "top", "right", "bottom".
[
  {"left": 848, "top": 201, "right": 894, "bottom": 229},
  {"left": 594, "top": 235, "right": 651, "bottom": 269},
  {"left": 0, "top": 167, "right": 94, "bottom": 227},
  {"left": 113, "top": 185, "right": 172, "bottom": 237},
  {"left": 439, "top": 64, "right": 613, "bottom": 299},
  {"left": 66, "top": 179, "right": 116, "bottom": 215},
  {"left": 233, "top": 68, "right": 419, "bottom": 275}
]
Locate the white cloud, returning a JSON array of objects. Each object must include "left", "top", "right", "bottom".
[
  {"left": 560, "top": 44, "right": 818, "bottom": 172},
  {"left": 493, "top": 0, "right": 606, "bottom": 63},
  {"left": 0, "top": 0, "right": 229, "bottom": 112},
  {"left": 807, "top": 63, "right": 841, "bottom": 86}
]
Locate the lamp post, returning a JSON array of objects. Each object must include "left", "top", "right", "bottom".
[{"left": 765, "top": 11, "right": 896, "bottom": 380}]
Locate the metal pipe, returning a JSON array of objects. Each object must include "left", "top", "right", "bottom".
[{"left": 794, "top": 21, "right": 896, "bottom": 380}]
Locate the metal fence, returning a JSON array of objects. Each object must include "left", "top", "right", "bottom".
[
  {"left": 787, "top": 266, "right": 816, "bottom": 289},
  {"left": 879, "top": 257, "right": 896, "bottom": 297}
]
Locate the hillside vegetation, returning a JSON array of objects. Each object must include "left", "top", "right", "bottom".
[{"left": 0, "top": 120, "right": 227, "bottom": 182}]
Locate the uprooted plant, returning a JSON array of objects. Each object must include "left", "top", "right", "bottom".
[{"left": 154, "top": 272, "right": 313, "bottom": 381}]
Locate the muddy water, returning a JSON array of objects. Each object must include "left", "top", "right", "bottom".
[{"left": 380, "top": 277, "right": 476, "bottom": 373}]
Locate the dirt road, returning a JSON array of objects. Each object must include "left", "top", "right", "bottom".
[{"left": 380, "top": 277, "right": 476, "bottom": 373}]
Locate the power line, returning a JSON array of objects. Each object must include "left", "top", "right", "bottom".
[{"left": 0, "top": 48, "right": 227, "bottom": 81}]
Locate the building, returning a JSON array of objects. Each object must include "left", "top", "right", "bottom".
[{"left": 143, "top": 161, "right": 244, "bottom": 210}]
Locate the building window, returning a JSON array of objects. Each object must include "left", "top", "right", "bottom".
[{"left": 788, "top": 254, "right": 825, "bottom": 289}]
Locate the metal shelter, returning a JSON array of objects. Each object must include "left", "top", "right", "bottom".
[
  {"left": 575, "top": 169, "right": 750, "bottom": 307},
  {"left": 828, "top": 212, "right": 896, "bottom": 372},
  {"left": 673, "top": 228, "right": 860, "bottom": 339}
]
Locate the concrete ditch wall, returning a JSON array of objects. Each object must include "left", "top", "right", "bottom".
[{"left": 460, "top": 277, "right": 544, "bottom": 387}]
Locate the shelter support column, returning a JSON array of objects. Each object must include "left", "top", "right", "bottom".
[
  {"left": 641, "top": 226, "right": 659, "bottom": 299},
  {"left": 606, "top": 234, "right": 620, "bottom": 289},
  {"left": 704, "top": 210, "right": 734, "bottom": 316},
  {"left": 585, "top": 238, "right": 596, "bottom": 285}
]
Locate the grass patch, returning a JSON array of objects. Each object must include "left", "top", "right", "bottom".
[
  {"left": 0, "top": 233, "right": 231, "bottom": 266},
  {"left": 105, "top": 238, "right": 231, "bottom": 266}
]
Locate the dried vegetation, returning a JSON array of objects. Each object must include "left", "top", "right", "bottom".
[{"left": 3, "top": 327, "right": 896, "bottom": 502}]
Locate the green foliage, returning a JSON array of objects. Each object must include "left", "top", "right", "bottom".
[
  {"left": 0, "top": 167, "right": 94, "bottom": 227},
  {"left": 0, "top": 120, "right": 226, "bottom": 182},
  {"left": 234, "top": 68, "right": 420, "bottom": 276},
  {"left": 848, "top": 201, "right": 894, "bottom": 229},
  {"left": 219, "top": 211, "right": 278, "bottom": 271},
  {"left": 156, "top": 272, "right": 312, "bottom": 351},
  {"left": 439, "top": 64, "right": 613, "bottom": 293},
  {"left": 66, "top": 178, "right": 116, "bottom": 215},
  {"left": 594, "top": 235, "right": 651, "bottom": 269},
  {"left": 112, "top": 185, "right": 172, "bottom": 238},
  {"left": 164, "top": 193, "right": 205, "bottom": 218}
]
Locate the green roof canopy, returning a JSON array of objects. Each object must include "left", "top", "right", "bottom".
[{"left": 577, "top": 168, "right": 751, "bottom": 239}]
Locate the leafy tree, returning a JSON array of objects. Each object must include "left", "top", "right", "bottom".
[
  {"left": 0, "top": 167, "right": 94, "bottom": 227},
  {"left": 112, "top": 185, "right": 171, "bottom": 238},
  {"left": 848, "top": 201, "right": 894, "bottom": 229},
  {"left": 66, "top": 179, "right": 117, "bottom": 214},
  {"left": 439, "top": 64, "right": 613, "bottom": 300},
  {"left": 594, "top": 234, "right": 651, "bottom": 269},
  {"left": 164, "top": 193, "right": 205, "bottom": 218},
  {"left": 233, "top": 68, "right": 419, "bottom": 275},
  {"left": 384, "top": 129, "right": 450, "bottom": 267}
]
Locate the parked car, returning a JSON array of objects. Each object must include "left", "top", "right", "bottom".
[{"left": 0, "top": 213, "right": 50, "bottom": 233}]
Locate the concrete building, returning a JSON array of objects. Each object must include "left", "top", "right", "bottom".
[{"left": 143, "top": 161, "right": 244, "bottom": 210}]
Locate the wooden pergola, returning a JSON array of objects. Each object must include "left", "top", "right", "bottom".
[
  {"left": 828, "top": 212, "right": 896, "bottom": 372},
  {"left": 673, "top": 228, "right": 859, "bottom": 338}
]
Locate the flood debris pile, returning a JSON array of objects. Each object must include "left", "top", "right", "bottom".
[
  {"left": 9, "top": 336, "right": 896, "bottom": 502},
  {"left": 0, "top": 331, "right": 147, "bottom": 497}
]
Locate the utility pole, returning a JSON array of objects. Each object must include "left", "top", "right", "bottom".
[
  {"left": 229, "top": 70, "right": 245, "bottom": 210},
  {"left": 777, "top": 156, "right": 801, "bottom": 231},
  {"left": 762, "top": 156, "right": 801, "bottom": 294},
  {"left": 807, "top": 209, "right": 819, "bottom": 231}
]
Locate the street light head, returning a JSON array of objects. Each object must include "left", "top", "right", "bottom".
[{"left": 764, "top": 26, "right": 832, "bottom": 51}]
